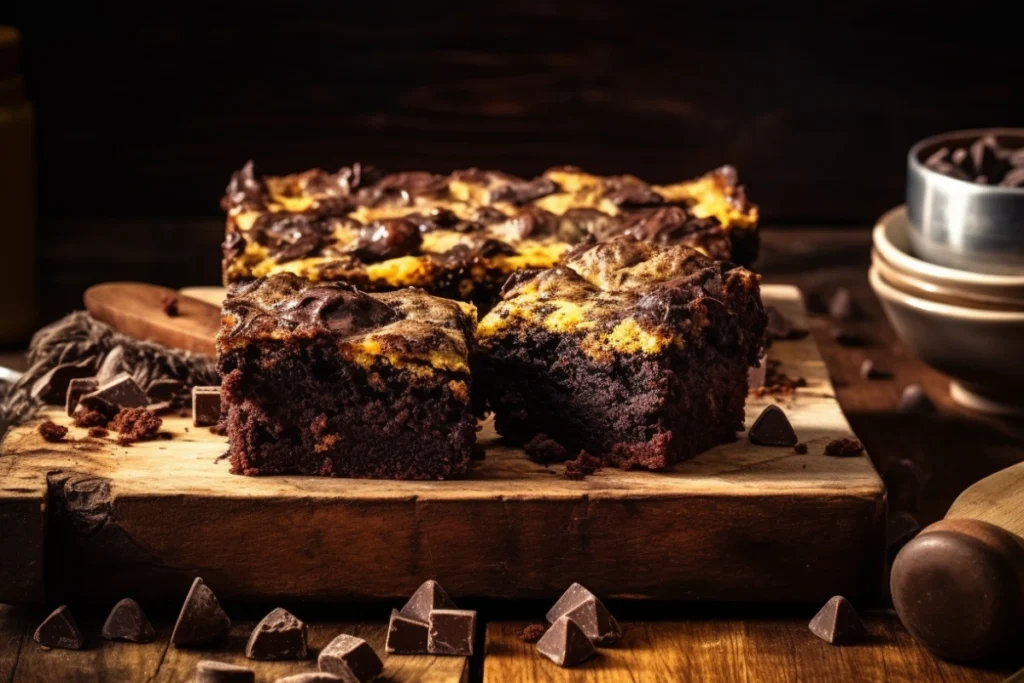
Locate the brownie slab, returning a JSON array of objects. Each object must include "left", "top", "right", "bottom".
[
  {"left": 477, "top": 235, "right": 766, "bottom": 470},
  {"left": 221, "top": 163, "right": 758, "bottom": 311},
  {"left": 217, "top": 273, "right": 477, "bottom": 480}
]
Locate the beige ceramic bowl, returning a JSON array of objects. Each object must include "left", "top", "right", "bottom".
[
  {"left": 871, "top": 250, "right": 1024, "bottom": 312},
  {"left": 874, "top": 206, "right": 1024, "bottom": 302},
  {"left": 869, "top": 266, "right": 1024, "bottom": 416}
]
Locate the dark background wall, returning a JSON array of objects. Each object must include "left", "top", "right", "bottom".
[{"left": 4, "top": 1, "right": 1023, "bottom": 317}]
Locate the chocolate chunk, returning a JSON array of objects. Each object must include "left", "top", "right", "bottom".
[
  {"left": 827, "top": 288, "right": 857, "bottom": 321},
  {"left": 808, "top": 596, "right": 867, "bottom": 644},
  {"left": 928, "top": 160, "right": 970, "bottom": 181},
  {"left": 970, "top": 135, "right": 1008, "bottom": 180},
  {"left": 824, "top": 438, "right": 864, "bottom": 457},
  {"left": 66, "top": 377, "right": 98, "bottom": 416},
  {"left": 102, "top": 598, "right": 156, "bottom": 643},
  {"left": 353, "top": 218, "right": 423, "bottom": 262},
  {"left": 196, "top": 660, "right": 256, "bottom": 683},
  {"left": 536, "top": 616, "right": 597, "bottom": 668},
  {"left": 898, "top": 384, "right": 935, "bottom": 414},
  {"left": 1011, "top": 147, "right": 1024, "bottom": 167},
  {"left": 557, "top": 208, "right": 622, "bottom": 242},
  {"left": 30, "top": 358, "right": 96, "bottom": 404},
  {"left": 162, "top": 294, "right": 180, "bottom": 317},
  {"left": 604, "top": 176, "right": 664, "bottom": 206},
  {"left": 1001, "top": 167, "right": 1024, "bottom": 188},
  {"left": 33, "top": 605, "right": 83, "bottom": 650},
  {"left": 38, "top": 420, "right": 68, "bottom": 442},
  {"left": 318, "top": 634, "right": 383, "bottom": 683},
  {"left": 859, "top": 359, "right": 890, "bottom": 380},
  {"left": 400, "top": 580, "right": 457, "bottom": 623},
  {"left": 748, "top": 405, "right": 799, "bottom": 447},
  {"left": 490, "top": 177, "right": 559, "bottom": 205},
  {"left": 193, "top": 386, "right": 223, "bottom": 427},
  {"left": 385, "top": 609, "right": 429, "bottom": 654},
  {"left": 950, "top": 146, "right": 970, "bottom": 171},
  {"left": 147, "top": 378, "right": 185, "bottom": 403},
  {"left": 427, "top": 609, "right": 476, "bottom": 656},
  {"left": 520, "top": 624, "right": 547, "bottom": 643},
  {"left": 545, "top": 583, "right": 620, "bottom": 646},
  {"left": 171, "top": 577, "right": 231, "bottom": 647},
  {"left": 924, "top": 147, "right": 950, "bottom": 168},
  {"left": 80, "top": 372, "right": 148, "bottom": 417},
  {"left": 246, "top": 607, "right": 308, "bottom": 660},
  {"left": 765, "top": 305, "right": 808, "bottom": 342},
  {"left": 793, "top": 442, "right": 808, "bottom": 454},
  {"left": 222, "top": 232, "right": 248, "bottom": 264},
  {"left": 96, "top": 346, "right": 129, "bottom": 385},
  {"left": 221, "top": 160, "right": 266, "bottom": 211},
  {"left": 276, "top": 674, "right": 344, "bottom": 683},
  {"left": 886, "top": 511, "right": 921, "bottom": 564}
]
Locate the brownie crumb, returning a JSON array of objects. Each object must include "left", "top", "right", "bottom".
[
  {"left": 209, "top": 422, "right": 228, "bottom": 436},
  {"left": 38, "top": 421, "right": 68, "bottom": 442},
  {"left": 111, "top": 407, "right": 163, "bottom": 444},
  {"left": 793, "top": 442, "right": 808, "bottom": 454},
  {"left": 520, "top": 624, "right": 547, "bottom": 643},
  {"left": 525, "top": 433, "right": 568, "bottom": 463},
  {"left": 162, "top": 294, "right": 179, "bottom": 317},
  {"left": 564, "top": 450, "right": 602, "bottom": 480},
  {"left": 824, "top": 438, "right": 864, "bottom": 457},
  {"left": 73, "top": 408, "right": 109, "bottom": 428},
  {"left": 750, "top": 360, "right": 807, "bottom": 399},
  {"left": 88, "top": 427, "right": 108, "bottom": 438}
]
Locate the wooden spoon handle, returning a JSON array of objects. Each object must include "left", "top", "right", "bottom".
[{"left": 83, "top": 282, "right": 220, "bottom": 356}]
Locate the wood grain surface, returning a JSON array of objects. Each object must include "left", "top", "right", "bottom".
[
  {"left": 945, "top": 462, "right": 1024, "bottom": 539},
  {"left": 0, "top": 285, "right": 885, "bottom": 606}
]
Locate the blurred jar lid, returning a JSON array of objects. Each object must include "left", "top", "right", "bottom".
[{"left": 0, "top": 26, "right": 20, "bottom": 81}]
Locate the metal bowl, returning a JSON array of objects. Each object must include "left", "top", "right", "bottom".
[{"left": 906, "top": 128, "right": 1024, "bottom": 275}]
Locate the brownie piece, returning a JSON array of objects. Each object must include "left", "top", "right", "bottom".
[
  {"left": 221, "top": 163, "right": 758, "bottom": 311},
  {"left": 217, "top": 273, "right": 477, "bottom": 480},
  {"left": 477, "top": 235, "right": 766, "bottom": 470}
]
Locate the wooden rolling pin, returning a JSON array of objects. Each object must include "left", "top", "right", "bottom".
[{"left": 890, "top": 461, "right": 1024, "bottom": 662}]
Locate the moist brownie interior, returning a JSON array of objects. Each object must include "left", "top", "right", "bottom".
[
  {"left": 221, "top": 163, "right": 759, "bottom": 311},
  {"left": 476, "top": 235, "right": 767, "bottom": 470},
  {"left": 217, "top": 273, "right": 478, "bottom": 480}
]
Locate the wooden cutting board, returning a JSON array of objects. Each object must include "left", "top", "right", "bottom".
[{"left": 0, "top": 285, "right": 885, "bottom": 605}]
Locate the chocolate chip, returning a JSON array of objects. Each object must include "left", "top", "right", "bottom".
[
  {"left": 171, "top": 577, "right": 231, "bottom": 647},
  {"left": 827, "top": 288, "right": 857, "bottom": 321},
  {"left": 400, "top": 580, "right": 457, "bottom": 623},
  {"left": 808, "top": 596, "right": 867, "bottom": 645},
  {"left": 66, "top": 377, "right": 98, "bottom": 416},
  {"left": 33, "top": 605, "right": 83, "bottom": 650},
  {"left": 859, "top": 359, "right": 890, "bottom": 380},
  {"left": 385, "top": 609, "right": 429, "bottom": 654},
  {"left": 824, "top": 438, "right": 864, "bottom": 457},
  {"left": 898, "top": 384, "right": 935, "bottom": 414},
  {"left": 924, "top": 147, "right": 950, "bottom": 167},
  {"left": 318, "top": 634, "right": 383, "bottom": 683},
  {"left": 489, "top": 177, "right": 560, "bottom": 205},
  {"left": 246, "top": 607, "right": 308, "bottom": 660},
  {"left": 102, "top": 598, "right": 156, "bottom": 643},
  {"left": 970, "top": 135, "right": 1009, "bottom": 180},
  {"left": 1010, "top": 147, "right": 1024, "bottom": 167},
  {"left": 886, "top": 512, "right": 921, "bottom": 564},
  {"left": 196, "top": 660, "right": 256, "bottom": 683},
  {"left": 793, "top": 442, "right": 808, "bottom": 454},
  {"left": 353, "top": 218, "right": 423, "bottom": 262},
  {"left": 427, "top": 609, "right": 476, "bottom": 656},
  {"left": 520, "top": 624, "right": 547, "bottom": 644},
  {"left": 748, "top": 405, "right": 799, "bottom": 447},
  {"left": 30, "top": 358, "right": 96, "bottom": 404},
  {"left": 928, "top": 160, "right": 970, "bottom": 181},
  {"left": 536, "top": 616, "right": 597, "bottom": 667},
  {"left": 1001, "top": 167, "right": 1024, "bottom": 188},
  {"left": 162, "top": 295, "right": 180, "bottom": 317},
  {"left": 193, "top": 386, "right": 223, "bottom": 427},
  {"left": 545, "top": 582, "right": 621, "bottom": 645}
]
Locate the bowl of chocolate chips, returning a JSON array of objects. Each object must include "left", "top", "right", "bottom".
[{"left": 906, "top": 128, "right": 1024, "bottom": 275}]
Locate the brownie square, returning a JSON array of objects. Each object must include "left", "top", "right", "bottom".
[
  {"left": 477, "top": 235, "right": 767, "bottom": 470},
  {"left": 217, "top": 273, "right": 478, "bottom": 480}
]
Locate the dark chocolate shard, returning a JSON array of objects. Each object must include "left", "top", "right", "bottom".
[
  {"left": 886, "top": 511, "right": 921, "bottom": 564},
  {"left": 561, "top": 597, "right": 622, "bottom": 646},
  {"left": 31, "top": 358, "right": 96, "bottom": 404},
  {"left": 101, "top": 598, "right": 156, "bottom": 643},
  {"left": 536, "top": 616, "right": 597, "bottom": 667},
  {"left": 318, "top": 633, "right": 383, "bottom": 682},
  {"left": 193, "top": 386, "right": 223, "bottom": 427},
  {"left": 898, "top": 384, "right": 935, "bottom": 414},
  {"left": 246, "top": 607, "right": 308, "bottom": 660},
  {"left": 747, "top": 405, "right": 799, "bottom": 447},
  {"left": 96, "top": 346, "right": 129, "bottom": 385},
  {"left": 427, "top": 609, "right": 476, "bottom": 656},
  {"left": 80, "top": 372, "right": 148, "bottom": 417},
  {"left": 146, "top": 378, "right": 186, "bottom": 403},
  {"left": 808, "top": 596, "right": 867, "bottom": 644},
  {"left": 546, "top": 583, "right": 593, "bottom": 624},
  {"left": 171, "top": 577, "right": 231, "bottom": 647},
  {"left": 195, "top": 660, "right": 256, "bottom": 683},
  {"left": 66, "top": 377, "right": 98, "bottom": 416},
  {"left": 827, "top": 288, "right": 857, "bottom": 321},
  {"left": 400, "top": 580, "right": 457, "bottom": 623},
  {"left": 385, "top": 609, "right": 429, "bottom": 654},
  {"left": 33, "top": 605, "right": 83, "bottom": 650},
  {"left": 275, "top": 674, "right": 344, "bottom": 683}
]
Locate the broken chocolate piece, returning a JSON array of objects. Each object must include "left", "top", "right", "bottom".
[
  {"left": 827, "top": 288, "right": 856, "bottom": 321},
  {"left": 102, "top": 598, "right": 156, "bottom": 643},
  {"left": 793, "top": 442, "right": 808, "bottom": 454},
  {"left": 385, "top": 609, "right": 429, "bottom": 654},
  {"left": 96, "top": 346, "right": 129, "bottom": 385},
  {"left": 171, "top": 577, "right": 231, "bottom": 647},
  {"left": 536, "top": 616, "right": 597, "bottom": 667},
  {"left": 899, "top": 384, "right": 935, "bottom": 414},
  {"left": 30, "top": 358, "right": 96, "bottom": 404},
  {"left": 318, "top": 633, "right": 383, "bottom": 682},
  {"left": 246, "top": 607, "right": 308, "bottom": 660},
  {"left": 765, "top": 305, "right": 808, "bottom": 342},
  {"left": 276, "top": 674, "right": 344, "bottom": 683},
  {"left": 824, "top": 438, "right": 864, "bottom": 457},
  {"left": 886, "top": 511, "right": 921, "bottom": 564},
  {"left": 80, "top": 372, "right": 148, "bottom": 417},
  {"left": 193, "top": 386, "right": 223, "bottom": 427},
  {"left": 195, "top": 660, "right": 256, "bottom": 683},
  {"left": 38, "top": 420, "right": 68, "bottom": 442},
  {"left": 520, "top": 624, "right": 547, "bottom": 643},
  {"left": 33, "top": 605, "right": 83, "bottom": 650},
  {"left": 808, "top": 596, "right": 867, "bottom": 644},
  {"left": 400, "top": 580, "right": 457, "bottom": 623},
  {"left": 147, "top": 378, "right": 185, "bottom": 403},
  {"left": 66, "top": 377, "right": 98, "bottom": 416},
  {"left": 427, "top": 609, "right": 476, "bottom": 656},
  {"left": 560, "top": 596, "right": 621, "bottom": 646},
  {"left": 747, "top": 405, "right": 799, "bottom": 447},
  {"left": 859, "top": 359, "right": 890, "bottom": 380}
]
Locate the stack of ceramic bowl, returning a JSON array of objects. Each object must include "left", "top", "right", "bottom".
[{"left": 870, "top": 128, "right": 1024, "bottom": 416}]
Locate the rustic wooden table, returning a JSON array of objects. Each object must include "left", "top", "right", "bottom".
[{"left": 2, "top": 228, "right": 1022, "bottom": 682}]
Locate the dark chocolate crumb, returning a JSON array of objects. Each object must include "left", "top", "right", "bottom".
[
  {"left": 162, "top": 295, "right": 180, "bottom": 317},
  {"left": 38, "top": 420, "right": 68, "bottom": 442},
  {"left": 898, "top": 384, "right": 935, "bottom": 414},
  {"left": 88, "top": 427, "right": 108, "bottom": 438},
  {"left": 750, "top": 360, "right": 807, "bottom": 399},
  {"left": 793, "top": 442, "right": 808, "bottom": 454},
  {"left": 824, "top": 438, "right": 864, "bottom": 457},
  {"left": 111, "top": 407, "right": 163, "bottom": 444},
  {"left": 73, "top": 407, "right": 110, "bottom": 428},
  {"left": 520, "top": 624, "right": 547, "bottom": 644},
  {"left": 525, "top": 433, "right": 568, "bottom": 463},
  {"left": 564, "top": 450, "right": 602, "bottom": 480}
]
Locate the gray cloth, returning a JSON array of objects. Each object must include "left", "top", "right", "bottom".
[{"left": 0, "top": 311, "right": 218, "bottom": 437}]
